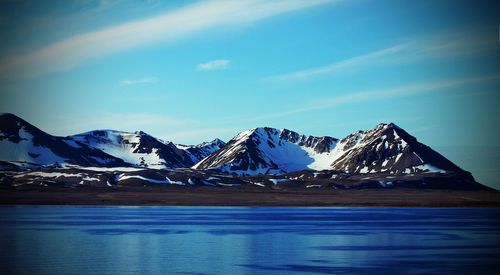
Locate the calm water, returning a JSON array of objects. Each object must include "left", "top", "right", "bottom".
[{"left": 1, "top": 206, "right": 499, "bottom": 275}]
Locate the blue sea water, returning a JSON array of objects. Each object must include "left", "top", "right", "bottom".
[{"left": 0, "top": 206, "right": 499, "bottom": 275}]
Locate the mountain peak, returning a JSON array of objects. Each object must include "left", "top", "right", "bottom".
[
  {"left": 134, "top": 130, "right": 150, "bottom": 136},
  {"left": 194, "top": 126, "right": 342, "bottom": 173},
  {"left": 387, "top": 122, "right": 400, "bottom": 128},
  {"left": 0, "top": 115, "right": 129, "bottom": 167},
  {"left": 193, "top": 122, "right": 471, "bottom": 177},
  {"left": 0, "top": 113, "right": 20, "bottom": 119},
  {"left": 0, "top": 114, "right": 477, "bottom": 187},
  {"left": 212, "top": 137, "right": 224, "bottom": 143},
  {"left": 201, "top": 138, "right": 225, "bottom": 147}
]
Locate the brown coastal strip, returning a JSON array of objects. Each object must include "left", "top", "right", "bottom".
[{"left": 1, "top": 186, "right": 500, "bottom": 207}]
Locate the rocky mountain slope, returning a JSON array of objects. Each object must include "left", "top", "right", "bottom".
[
  {"left": 70, "top": 130, "right": 204, "bottom": 168},
  {"left": 176, "top": 139, "right": 226, "bottom": 164},
  {"left": 193, "top": 127, "right": 339, "bottom": 174},
  {"left": 0, "top": 113, "right": 224, "bottom": 169},
  {"left": 0, "top": 113, "right": 485, "bottom": 190},
  {"left": 194, "top": 124, "right": 470, "bottom": 178},
  {"left": 0, "top": 113, "right": 128, "bottom": 167}
]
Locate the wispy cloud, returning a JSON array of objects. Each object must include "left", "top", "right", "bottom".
[
  {"left": 409, "top": 125, "right": 436, "bottom": 133},
  {"left": 120, "top": 77, "right": 158, "bottom": 85},
  {"left": 267, "top": 30, "right": 495, "bottom": 81},
  {"left": 197, "top": 59, "right": 230, "bottom": 71},
  {"left": 248, "top": 75, "right": 497, "bottom": 121},
  {"left": 447, "top": 90, "right": 490, "bottom": 99},
  {"left": 267, "top": 44, "right": 409, "bottom": 81},
  {"left": 75, "top": 0, "right": 123, "bottom": 13},
  {"left": 0, "top": 0, "right": 336, "bottom": 79}
]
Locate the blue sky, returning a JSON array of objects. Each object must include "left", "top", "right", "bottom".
[{"left": 0, "top": 0, "right": 499, "bottom": 187}]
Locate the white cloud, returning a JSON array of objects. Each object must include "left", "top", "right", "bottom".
[
  {"left": 268, "top": 44, "right": 409, "bottom": 81},
  {"left": 197, "top": 59, "right": 230, "bottom": 71},
  {"left": 247, "top": 75, "right": 497, "bottom": 121},
  {"left": 267, "top": 30, "right": 496, "bottom": 81},
  {"left": 120, "top": 77, "right": 158, "bottom": 85},
  {"left": 311, "top": 75, "right": 496, "bottom": 108},
  {"left": 0, "top": 0, "right": 337, "bottom": 79},
  {"left": 75, "top": 0, "right": 123, "bottom": 13}
]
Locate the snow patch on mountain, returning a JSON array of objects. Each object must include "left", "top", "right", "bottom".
[
  {"left": 119, "top": 174, "right": 171, "bottom": 184},
  {"left": 181, "top": 138, "right": 226, "bottom": 164},
  {"left": 70, "top": 130, "right": 166, "bottom": 168},
  {"left": 0, "top": 114, "right": 470, "bottom": 180},
  {"left": 0, "top": 127, "right": 67, "bottom": 165},
  {"left": 194, "top": 127, "right": 342, "bottom": 174},
  {"left": 194, "top": 123, "right": 458, "bottom": 176}
]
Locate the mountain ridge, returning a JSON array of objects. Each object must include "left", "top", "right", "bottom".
[
  {"left": 192, "top": 123, "right": 470, "bottom": 180},
  {"left": 0, "top": 113, "right": 224, "bottom": 169},
  {"left": 0, "top": 113, "right": 489, "bottom": 190},
  {"left": 0, "top": 113, "right": 475, "bottom": 181},
  {"left": 0, "top": 113, "right": 129, "bottom": 167}
]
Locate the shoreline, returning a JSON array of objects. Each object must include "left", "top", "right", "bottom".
[
  {"left": 1, "top": 187, "right": 500, "bottom": 207},
  {"left": 3, "top": 205, "right": 500, "bottom": 208}
]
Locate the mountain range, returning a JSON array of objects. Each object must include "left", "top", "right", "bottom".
[
  {"left": 0, "top": 113, "right": 486, "bottom": 190},
  {"left": 0, "top": 113, "right": 224, "bottom": 169},
  {"left": 193, "top": 123, "right": 463, "bottom": 176}
]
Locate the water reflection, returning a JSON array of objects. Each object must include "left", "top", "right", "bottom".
[{"left": 1, "top": 206, "right": 499, "bottom": 274}]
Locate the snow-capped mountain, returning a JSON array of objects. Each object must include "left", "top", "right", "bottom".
[
  {"left": 0, "top": 113, "right": 474, "bottom": 182},
  {"left": 193, "top": 127, "right": 340, "bottom": 174},
  {"left": 68, "top": 130, "right": 224, "bottom": 168},
  {"left": 0, "top": 113, "right": 128, "bottom": 167},
  {"left": 193, "top": 124, "right": 469, "bottom": 176},
  {"left": 68, "top": 130, "right": 195, "bottom": 168},
  {"left": 0, "top": 113, "right": 226, "bottom": 169},
  {"left": 328, "top": 123, "right": 464, "bottom": 174},
  {"left": 176, "top": 138, "right": 226, "bottom": 164}
]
